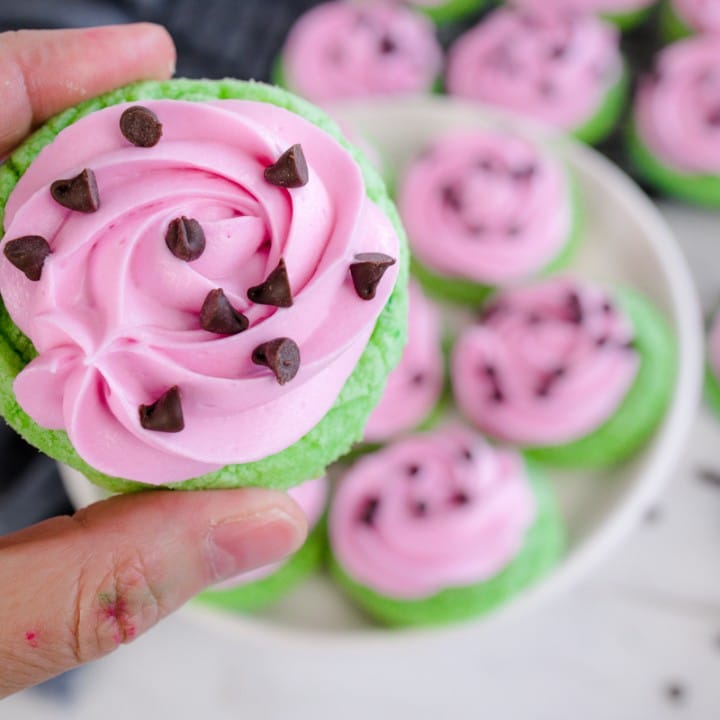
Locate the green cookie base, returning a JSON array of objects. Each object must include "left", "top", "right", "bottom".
[
  {"left": 525, "top": 288, "right": 676, "bottom": 468},
  {"left": 627, "top": 121, "right": 720, "bottom": 208},
  {"left": 572, "top": 68, "right": 629, "bottom": 146},
  {"left": 409, "top": 172, "right": 584, "bottom": 306},
  {"left": 414, "top": 0, "right": 488, "bottom": 24},
  {"left": 659, "top": 0, "right": 694, "bottom": 40},
  {"left": 601, "top": 5, "right": 654, "bottom": 30},
  {"left": 705, "top": 365, "right": 720, "bottom": 420},
  {"left": 329, "top": 462, "right": 564, "bottom": 627},
  {"left": 0, "top": 79, "right": 409, "bottom": 493},
  {"left": 194, "top": 521, "right": 326, "bottom": 613}
]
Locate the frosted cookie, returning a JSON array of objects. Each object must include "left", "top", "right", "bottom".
[
  {"left": 451, "top": 278, "right": 676, "bottom": 467},
  {"left": 661, "top": 0, "right": 720, "bottom": 40},
  {"left": 629, "top": 37, "right": 720, "bottom": 207},
  {"left": 398, "top": 128, "right": 581, "bottom": 304},
  {"left": 329, "top": 425, "right": 564, "bottom": 626},
  {"left": 445, "top": 7, "right": 627, "bottom": 144},
  {"left": 275, "top": 1, "right": 443, "bottom": 102},
  {"left": 0, "top": 79, "right": 408, "bottom": 493}
]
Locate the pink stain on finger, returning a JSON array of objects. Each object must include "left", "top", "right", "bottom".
[
  {"left": 98, "top": 593, "right": 136, "bottom": 645},
  {"left": 25, "top": 630, "right": 39, "bottom": 648}
]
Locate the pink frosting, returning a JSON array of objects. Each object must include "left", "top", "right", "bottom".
[
  {"left": 213, "top": 476, "right": 328, "bottom": 589},
  {"left": 330, "top": 425, "right": 535, "bottom": 598},
  {"left": 511, "top": 0, "right": 654, "bottom": 13},
  {"left": 398, "top": 129, "right": 573, "bottom": 284},
  {"left": 635, "top": 37, "right": 720, "bottom": 174},
  {"left": 673, "top": 0, "right": 720, "bottom": 33},
  {"left": 445, "top": 7, "right": 623, "bottom": 131},
  {"left": 709, "top": 310, "right": 720, "bottom": 381},
  {"left": 452, "top": 278, "right": 639, "bottom": 445},
  {"left": 281, "top": 1, "right": 443, "bottom": 102},
  {"left": 364, "top": 281, "right": 443, "bottom": 442},
  {"left": 0, "top": 100, "right": 399, "bottom": 484}
]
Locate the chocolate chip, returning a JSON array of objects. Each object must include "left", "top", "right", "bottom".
[
  {"left": 479, "top": 302, "right": 504, "bottom": 324},
  {"left": 359, "top": 497, "right": 380, "bottom": 526},
  {"left": 412, "top": 500, "right": 429, "bottom": 517},
  {"left": 477, "top": 158, "right": 495, "bottom": 173},
  {"left": 407, "top": 464, "right": 421, "bottom": 477},
  {"left": 379, "top": 35, "right": 397, "bottom": 54},
  {"left": 3, "top": 235, "right": 51, "bottom": 281},
  {"left": 601, "top": 300, "right": 614, "bottom": 314},
  {"left": 165, "top": 217, "right": 206, "bottom": 262},
  {"left": 411, "top": 372, "right": 425, "bottom": 386},
  {"left": 567, "top": 291, "right": 584, "bottom": 324},
  {"left": 536, "top": 366, "right": 566, "bottom": 398},
  {"left": 50, "top": 168, "right": 99, "bottom": 213},
  {"left": 450, "top": 491, "right": 471, "bottom": 506},
  {"left": 247, "top": 258, "right": 293, "bottom": 307},
  {"left": 139, "top": 386, "right": 184, "bottom": 433},
  {"left": 264, "top": 144, "right": 309, "bottom": 188},
  {"left": 441, "top": 184, "right": 463, "bottom": 211},
  {"left": 252, "top": 337, "right": 300, "bottom": 384},
  {"left": 595, "top": 335, "right": 609, "bottom": 347},
  {"left": 200, "top": 289, "right": 249, "bottom": 335},
  {"left": 482, "top": 364, "right": 505, "bottom": 403},
  {"left": 119, "top": 106, "right": 162, "bottom": 147},
  {"left": 548, "top": 44, "right": 567, "bottom": 60},
  {"left": 461, "top": 447, "right": 473, "bottom": 461},
  {"left": 349, "top": 253, "right": 396, "bottom": 300},
  {"left": 512, "top": 164, "right": 537, "bottom": 181}
]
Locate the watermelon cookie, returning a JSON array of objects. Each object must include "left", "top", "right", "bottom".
[
  {"left": 628, "top": 37, "right": 720, "bottom": 207},
  {"left": 451, "top": 278, "right": 676, "bottom": 467},
  {"left": 197, "top": 476, "right": 329, "bottom": 612},
  {"left": 508, "top": 0, "right": 657, "bottom": 30},
  {"left": 398, "top": 128, "right": 581, "bottom": 305},
  {"left": 364, "top": 281, "right": 445, "bottom": 443},
  {"left": 275, "top": 1, "right": 443, "bottom": 103},
  {"left": 401, "top": 0, "right": 489, "bottom": 24},
  {"left": 329, "top": 424, "right": 564, "bottom": 626},
  {"left": 445, "top": 7, "right": 628, "bottom": 144},
  {"left": 661, "top": 0, "right": 720, "bottom": 40},
  {"left": 706, "top": 309, "right": 720, "bottom": 418},
  {"left": 0, "top": 79, "right": 408, "bottom": 493}
]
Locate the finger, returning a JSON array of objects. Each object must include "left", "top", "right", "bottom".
[
  {"left": 0, "top": 488, "right": 307, "bottom": 698},
  {"left": 0, "top": 23, "right": 176, "bottom": 154}
]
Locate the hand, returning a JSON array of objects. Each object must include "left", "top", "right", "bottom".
[{"left": 0, "top": 25, "right": 308, "bottom": 699}]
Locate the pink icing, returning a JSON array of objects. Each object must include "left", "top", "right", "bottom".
[
  {"left": 281, "top": 1, "right": 443, "bottom": 102},
  {"left": 398, "top": 129, "right": 573, "bottom": 284},
  {"left": 673, "top": 0, "right": 720, "bottom": 33},
  {"left": 330, "top": 424, "right": 536, "bottom": 599},
  {"left": 511, "top": 0, "right": 654, "bottom": 13},
  {"left": 445, "top": 7, "right": 623, "bottom": 130},
  {"left": 0, "top": 100, "right": 399, "bottom": 484},
  {"left": 452, "top": 278, "right": 639, "bottom": 445},
  {"left": 213, "top": 476, "right": 328, "bottom": 589},
  {"left": 709, "top": 310, "right": 720, "bottom": 380},
  {"left": 364, "top": 281, "right": 443, "bottom": 442},
  {"left": 635, "top": 37, "right": 720, "bottom": 174}
]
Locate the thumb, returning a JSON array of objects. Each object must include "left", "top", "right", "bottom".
[{"left": 0, "top": 487, "right": 307, "bottom": 698}]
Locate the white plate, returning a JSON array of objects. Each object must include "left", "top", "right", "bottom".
[{"left": 59, "top": 96, "right": 702, "bottom": 644}]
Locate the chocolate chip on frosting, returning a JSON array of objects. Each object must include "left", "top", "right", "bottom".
[
  {"left": 379, "top": 34, "right": 397, "bottom": 54},
  {"left": 139, "top": 386, "right": 184, "bottom": 433},
  {"left": 359, "top": 497, "right": 380, "bottom": 526},
  {"left": 3, "top": 235, "right": 51, "bottom": 281},
  {"left": 200, "top": 289, "right": 249, "bottom": 335},
  {"left": 50, "top": 169, "right": 99, "bottom": 213},
  {"left": 264, "top": 144, "right": 309, "bottom": 188},
  {"left": 247, "top": 258, "right": 293, "bottom": 307},
  {"left": 119, "top": 106, "right": 163, "bottom": 147},
  {"left": 165, "top": 217, "right": 206, "bottom": 262},
  {"left": 350, "top": 253, "right": 396, "bottom": 300},
  {"left": 252, "top": 337, "right": 300, "bottom": 384}
]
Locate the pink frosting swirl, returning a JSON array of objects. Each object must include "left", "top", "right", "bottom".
[
  {"left": 672, "top": 0, "right": 720, "bottom": 33},
  {"left": 398, "top": 129, "right": 573, "bottom": 284},
  {"left": 452, "top": 278, "right": 639, "bottom": 445},
  {"left": 0, "top": 100, "right": 399, "bottom": 484},
  {"left": 709, "top": 310, "right": 720, "bottom": 381},
  {"left": 281, "top": 1, "right": 443, "bottom": 102},
  {"left": 364, "top": 281, "right": 443, "bottom": 442},
  {"left": 214, "top": 476, "right": 328, "bottom": 589},
  {"left": 445, "top": 7, "right": 623, "bottom": 130},
  {"left": 330, "top": 425, "right": 536, "bottom": 599},
  {"left": 511, "top": 0, "right": 655, "bottom": 13},
  {"left": 635, "top": 37, "right": 720, "bottom": 174}
]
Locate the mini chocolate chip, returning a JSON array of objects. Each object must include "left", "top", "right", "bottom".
[
  {"left": 595, "top": 335, "right": 609, "bottom": 347},
  {"left": 512, "top": 164, "right": 537, "bottom": 181},
  {"left": 461, "top": 447, "right": 473, "bottom": 461},
  {"left": 441, "top": 184, "right": 463, "bottom": 211},
  {"left": 536, "top": 366, "right": 566, "bottom": 397},
  {"left": 359, "top": 497, "right": 380, "bottom": 526},
  {"left": 549, "top": 44, "right": 567, "bottom": 60},
  {"left": 252, "top": 337, "right": 300, "bottom": 385},
  {"left": 247, "top": 258, "right": 293, "bottom": 307},
  {"left": 567, "top": 290, "right": 584, "bottom": 324},
  {"left": 379, "top": 35, "right": 397, "bottom": 54},
  {"left": 139, "top": 386, "right": 184, "bottom": 433},
  {"left": 412, "top": 500, "right": 429, "bottom": 517},
  {"left": 450, "top": 491, "right": 471, "bottom": 506},
  {"left": 119, "top": 106, "right": 163, "bottom": 147},
  {"left": 50, "top": 168, "right": 99, "bottom": 213},
  {"left": 407, "top": 464, "right": 421, "bottom": 476},
  {"left": 264, "top": 144, "right": 309, "bottom": 188},
  {"left": 479, "top": 302, "right": 504, "bottom": 323},
  {"left": 3, "top": 235, "right": 51, "bottom": 281},
  {"left": 601, "top": 300, "right": 614, "bottom": 314},
  {"left": 165, "top": 217, "right": 206, "bottom": 262},
  {"left": 350, "top": 253, "right": 396, "bottom": 300},
  {"left": 482, "top": 364, "right": 505, "bottom": 403},
  {"left": 200, "top": 289, "right": 249, "bottom": 335},
  {"left": 411, "top": 372, "right": 425, "bottom": 386},
  {"left": 477, "top": 158, "right": 495, "bottom": 173}
]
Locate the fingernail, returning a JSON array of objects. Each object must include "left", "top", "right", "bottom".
[{"left": 206, "top": 509, "right": 306, "bottom": 582}]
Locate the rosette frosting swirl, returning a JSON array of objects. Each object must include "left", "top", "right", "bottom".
[
  {"left": 635, "top": 37, "right": 720, "bottom": 174},
  {"left": 452, "top": 278, "right": 639, "bottom": 445},
  {"left": 398, "top": 129, "right": 573, "bottom": 284},
  {"left": 672, "top": 0, "right": 720, "bottom": 34},
  {"left": 364, "top": 281, "right": 443, "bottom": 442},
  {"left": 330, "top": 425, "right": 536, "bottom": 598},
  {"left": 446, "top": 7, "right": 623, "bottom": 130},
  {"left": 281, "top": 1, "right": 443, "bottom": 102},
  {"left": 0, "top": 99, "right": 399, "bottom": 484}
]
